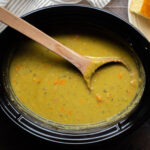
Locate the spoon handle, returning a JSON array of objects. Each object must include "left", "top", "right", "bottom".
[{"left": 0, "top": 7, "right": 90, "bottom": 73}]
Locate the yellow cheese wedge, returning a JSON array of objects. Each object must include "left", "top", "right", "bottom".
[{"left": 130, "top": 0, "right": 150, "bottom": 19}]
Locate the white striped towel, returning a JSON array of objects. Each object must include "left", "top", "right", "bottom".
[{"left": 0, "top": 0, "right": 111, "bottom": 32}]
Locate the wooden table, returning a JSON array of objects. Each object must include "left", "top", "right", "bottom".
[
  {"left": 80, "top": 0, "right": 128, "bottom": 21},
  {"left": 1, "top": 0, "right": 150, "bottom": 150}
]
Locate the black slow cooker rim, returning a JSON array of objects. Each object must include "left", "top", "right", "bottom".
[{"left": 0, "top": 4, "right": 150, "bottom": 145}]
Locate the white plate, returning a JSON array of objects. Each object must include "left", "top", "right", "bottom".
[{"left": 128, "top": 0, "right": 150, "bottom": 41}]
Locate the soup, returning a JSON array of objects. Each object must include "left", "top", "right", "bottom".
[{"left": 9, "top": 33, "right": 141, "bottom": 125}]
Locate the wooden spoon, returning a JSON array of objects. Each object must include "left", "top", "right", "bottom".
[{"left": 0, "top": 7, "right": 128, "bottom": 88}]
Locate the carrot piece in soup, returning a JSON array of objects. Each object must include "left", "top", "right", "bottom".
[
  {"left": 68, "top": 109, "right": 72, "bottom": 115},
  {"left": 60, "top": 107, "right": 65, "bottom": 113},
  {"left": 96, "top": 96, "right": 103, "bottom": 103},
  {"left": 119, "top": 73, "right": 123, "bottom": 78},
  {"left": 80, "top": 99, "right": 85, "bottom": 104}
]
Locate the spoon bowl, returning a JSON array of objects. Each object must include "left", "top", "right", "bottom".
[{"left": 83, "top": 56, "right": 129, "bottom": 87}]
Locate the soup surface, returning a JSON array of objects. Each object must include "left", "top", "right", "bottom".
[{"left": 10, "top": 33, "right": 140, "bottom": 125}]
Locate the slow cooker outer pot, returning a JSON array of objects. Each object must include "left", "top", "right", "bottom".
[{"left": 0, "top": 5, "right": 150, "bottom": 145}]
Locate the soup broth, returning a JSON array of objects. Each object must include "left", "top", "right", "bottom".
[{"left": 9, "top": 32, "right": 141, "bottom": 125}]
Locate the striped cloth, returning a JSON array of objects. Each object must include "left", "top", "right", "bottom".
[
  {"left": 0, "top": 0, "right": 111, "bottom": 32},
  {"left": 87, "top": 0, "right": 110, "bottom": 8}
]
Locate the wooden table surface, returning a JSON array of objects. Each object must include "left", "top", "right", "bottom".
[
  {"left": 80, "top": 0, "right": 129, "bottom": 21},
  {"left": 1, "top": 0, "right": 150, "bottom": 150}
]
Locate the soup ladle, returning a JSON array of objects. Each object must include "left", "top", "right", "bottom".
[{"left": 0, "top": 7, "right": 128, "bottom": 88}]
